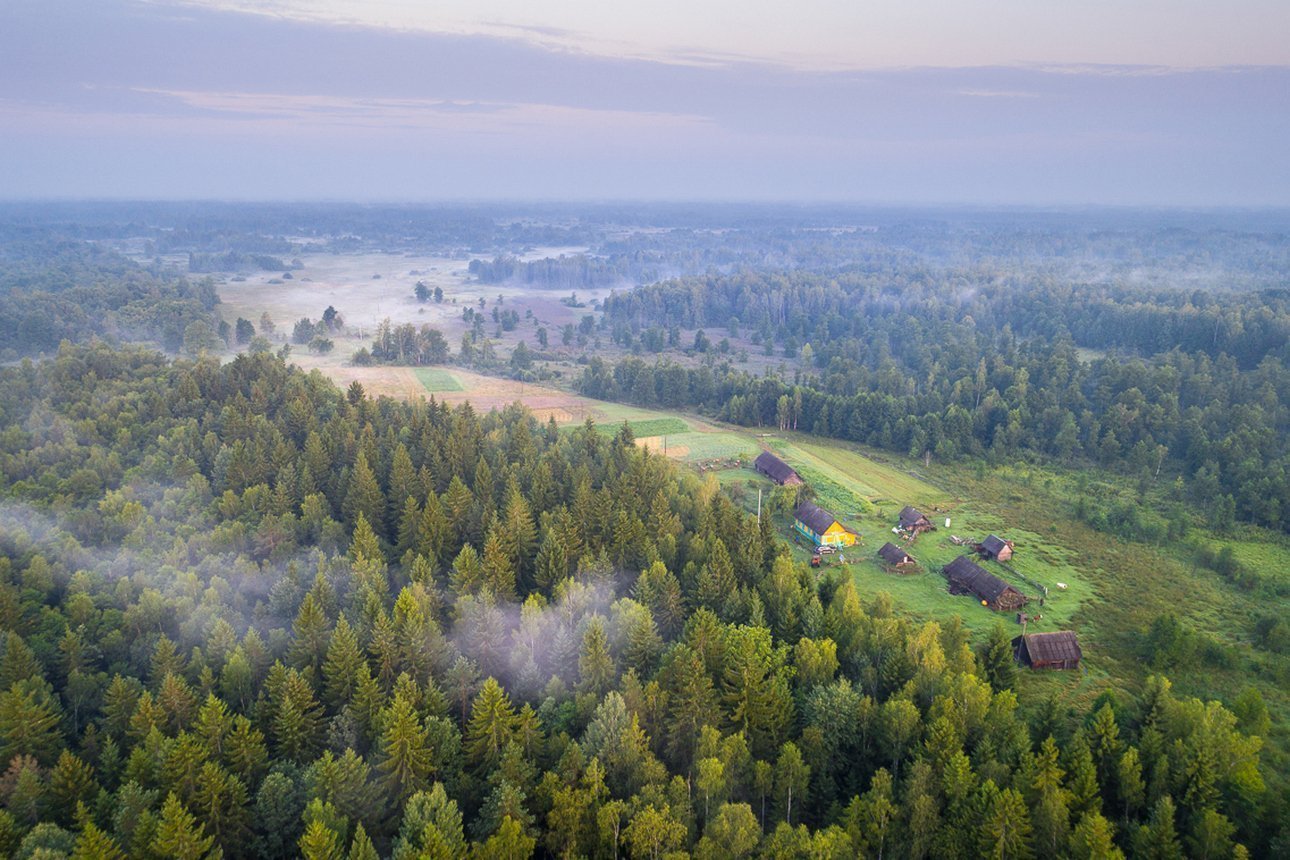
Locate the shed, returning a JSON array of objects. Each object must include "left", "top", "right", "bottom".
[
  {"left": 979, "top": 534, "right": 1014, "bottom": 562},
  {"left": 898, "top": 506, "right": 934, "bottom": 534},
  {"left": 943, "top": 555, "right": 1027, "bottom": 611},
  {"left": 754, "top": 451, "right": 803, "bottom": 486},
  {"left": 877, "top": 542, "right": 916, "bottom": 568},
  {"left": 1013, "top": 631, "right": 1082, "bottom": 670},
  {"left": 794, "top": 501, "right": 857, "bottom": 548}
]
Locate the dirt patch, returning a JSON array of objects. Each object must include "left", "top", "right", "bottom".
[{"left": 636, "top": 436, "right": 689, "bottom": 458}]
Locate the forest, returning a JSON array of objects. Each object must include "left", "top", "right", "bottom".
[
  {"left": 0, "top": 343, "right": 1278, "bottom": 858},
  {"left": 587, "top": 268, "right": 1290, "bottom": 534},
  {"left": 0, "top": 241, "right": 221, "bottom": 360}
]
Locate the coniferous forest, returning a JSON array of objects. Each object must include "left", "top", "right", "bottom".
[
  {"left": 0, "top": 204, "right": 1285, "bottom": 858},
  {"left": 0, "top": 344, "right": 1277, "bottom": 858}
]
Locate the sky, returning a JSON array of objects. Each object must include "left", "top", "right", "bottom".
[{"left": 2, "top": 0, "right": 1288, "bottom": 204}]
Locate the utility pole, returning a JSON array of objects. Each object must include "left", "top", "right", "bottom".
[{"left": 757, "top": 488, "right": 762, "bottom": 523}]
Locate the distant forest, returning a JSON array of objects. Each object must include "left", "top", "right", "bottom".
[{"left": 585, "top": 267, "right": 1290, "bottom": 534}]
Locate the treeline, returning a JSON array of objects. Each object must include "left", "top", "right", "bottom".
[
  {"left": 469, "top": 254, "right": 663, "bottom": 289},
  {"left": 0, "top": 343, "right": 1275, "bottom": 857},
  {"left": 591, "top": 270, "right": 1290, "bottom": 532},
  {"left": 0, "top": 240, "right": 221, "bottom": 357},
  {"left": 188, "top": 252, "right": 288, "bottom": 273}
]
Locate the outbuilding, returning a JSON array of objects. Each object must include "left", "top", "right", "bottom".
[
  {"left": 898, "top": 506, "right": 934, "bottom": 534},
  {"left": 877, "top": 542, "right": 916, "bottom": 568},
  {"left": 1013, "top": 631, "right": 1082, "bottom": 670},
  {"left": 754, "top": 451, "right": 803, "bottom": 486},
  {"left": 943, "top": 555, "right": 1028, "bottom": 611},
  {"left": 979, "top": 534, "right": 1014, "bottom": 562}
]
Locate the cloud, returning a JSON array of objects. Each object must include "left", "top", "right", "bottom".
[{"left": 2, "top": 0, "right": 1288, "bottom": 203}]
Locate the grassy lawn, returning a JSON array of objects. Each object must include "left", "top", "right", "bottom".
[{"left": 412, "top": 367, "right": 464, "bottom": 392}]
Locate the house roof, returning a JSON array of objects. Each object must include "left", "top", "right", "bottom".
[
  {"left": 795, "top": 500, "right": 847, "bottom": 536},
  {"left": 878, "top": 542, "right": 914, "bottom": 565},
  {"left": 754, "top": 451, "right": 801, "bottom": 484},
  {"left": 1016, "top": 631, "right": 1082, "bottom": 664},
  {"left": 944, "top": 555, "right": 1020, "bottom": 603},
  {"left": 981, "top": 535, "right": 1010, "bottom": 555},
  {"left": 899, "top": 506, "right": 929, "bottom": 527}
]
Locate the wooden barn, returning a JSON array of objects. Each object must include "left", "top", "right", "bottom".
[
  {"left": 979, "top": 534, "right": 1015, "bottom": 562},
  {"left": 898, "top": 506, "right": 934, "bottom": 534},
  {"left": 754, "top": 451, "right": 803, "bottom": 486},
  {"left": 943, "top": 555, "right": 1028, "bottom": 611},
  {"left": 877, "top": 542, "right": 916, "bottom": 568},
  {"left": 794, "top": 501, "right": 857, "bottom": 548},
  {"left": 1013, "top": 631, "right": 1082, "bottom": 670}
]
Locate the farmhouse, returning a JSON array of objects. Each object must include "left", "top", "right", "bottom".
[
  {"left": 943, "top": 555, "right": 1028, "bottom": 611},
  {"left": 978, "top": 534, "right": 1015, "bottom": 562},
  {"left": 754, "top": 451, "right": 803, "bottom": 486},
  {"left": 898, "top": 506, "right": 934, "bottom": 534},
  {"left": 877, "top": 542, "right": 916, "bottom": 568},
  {"left": 1013, "top": 631, "right": 1082, "bottom": 670},
  {"left": 794, "top": 501, "right": 857, "bottom": 548}
]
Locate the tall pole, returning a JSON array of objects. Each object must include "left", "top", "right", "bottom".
[{"left": 757, "top": 488, "right": 762, "bottom": 523}]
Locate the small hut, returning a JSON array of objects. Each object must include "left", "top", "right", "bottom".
[
  {"left": 1013, "top": 631, "right": 1082, "bottom": 670},
  {"left": 754, "top": 451, "right": 803, "bottom": 486},
  {"left": 979, "top": 534, "right": 1014, "bottom": 562},
  {"left": 794, "top": 501, "right": 857, "bottom": 548},
  {"left": 943, "top": 555, "right": 1027, "bottom": 611},
  {"left": 877, "top": 542, "right": 916, "bottom": 569},
  {"left": 898, "top": 506, "right": 934, "bottom": 535}
]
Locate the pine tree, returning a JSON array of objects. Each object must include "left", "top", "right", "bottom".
[
  {"left": 378, "top": 691, "right": 433, "bottom": 803},
  {"left": 289, "top": 592, "right": 332, "bottom": 675},
  {"left": 299, "top": 818, "right": 345, "bottom": 860},
  {"left": 466, "top": 678, "right": 518, "bottom": 771},
  {"left": 1069, "top": 811, "right": 1124, "bottom": 860},
  {"left": 481, "top": 527, "right": 518, "bottom": 601},
  {"left": 395, "top": 495, "right": 422, "bottom": 560},
  {"left": 0, "top": 679, "right": 64, "bottom": 765},
  {"left": 72, "top": 818, "right": 127, "bottom": 860},
  {"left": 978, "top": 784, "right": 1034, "bottom": 860},
  {"left": 347, "top": 823, "right": 380, "bottom": 860},
  {"left": 343, "top": 453, "right": 386, "bottom": 537},
  {"left": 154, "top": 792, "right": 217, "bottom": 860},
  {"left": 978, "top": 622, "right": 1017, "bottom": 692},
  {"left": 1134, "top": 795, "right": 1183, "bottom": 860},
  {"left": 322, "top": 615, "right": 365, "bottom": 710},
  {"left": 578, "top": 617, "right": 616, "bottom": 697},
  {"left": 416, "top": 491, "right": 450, "bottom": 566}
]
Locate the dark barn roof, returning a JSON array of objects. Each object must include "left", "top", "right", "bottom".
[
  {"left": 754, "top": 451, "right": 801, "bottom": 485},
  {"left": 981, "top": 535, "right": 1010, "bottom": 556},
  {"left": 1015, "top": 631, "right": 1082, "bottom": 665},
  {"left": 878, "top": 542, "right": 914, "bottom": 565},
  {"left": 795, "top": 500, "right": 843, "bottom": 535},
  {"left": 899, "top": 506, "right": 930, "bottom": 527},
  {"left": 944, "top": 555, "right": 1020, "bottom": 603}
]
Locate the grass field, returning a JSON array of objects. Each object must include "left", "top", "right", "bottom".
[
  {"left": 413, "top": 367, "right": 464, "bottom": 392},
  {"left": 590, "top": 417, "right": 690, "bottom": 438}
]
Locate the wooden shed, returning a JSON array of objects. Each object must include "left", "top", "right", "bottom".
[
  {"left": 943, "top": 555, "right": 1027, "bottom": 611},
  {"left": 898, "top": 506, "right": 934, "bottom": 535},
  {"left": 979, "top": 534, "right": 1014, "bottom": 562},
  {"left": 754, "top": 451, "right": 803, "bottom": 486},
  {"left": 1013, "top": 631, "right": 1082, "bottom": 670},
  {"left": 877, "top": 542, "right": 916, "bottom": 568},
  {"left": 794, "top": 501, "right": 857, "bottom": 548}
]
